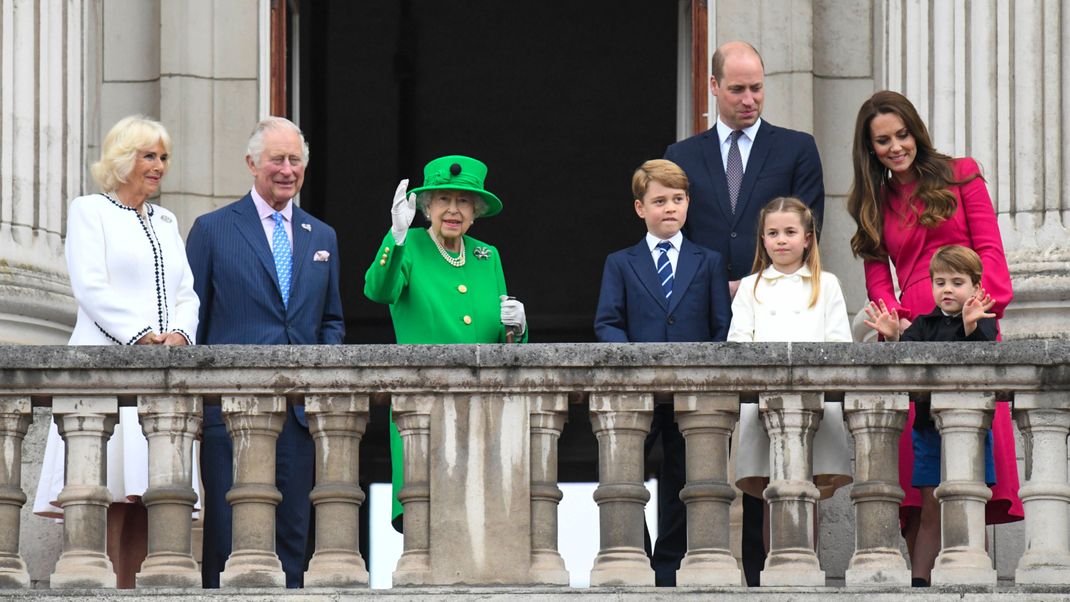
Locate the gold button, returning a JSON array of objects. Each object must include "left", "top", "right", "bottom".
[
  {"left": 458, "top": 284, "right": 468, "bottom": 294},
  {"left": 384, "top": 247, "right": 390, "bottom": 254},
  {"left": 382, "top": 253, "right": 388, "bottom": 260},
  {"left": 379, "top": 259, "right": 386, "bottom": 266},
  {"left": 463, "top": 315, "right": 472, "bottom": 325}
]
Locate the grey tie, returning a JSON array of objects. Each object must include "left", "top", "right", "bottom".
[{"left": 726, "top": 130, "right": 744, "bottom": 214}]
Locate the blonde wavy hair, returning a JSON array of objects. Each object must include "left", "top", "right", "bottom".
[{"left": 90, "top": 115, "right": 172, "bottom": 193}]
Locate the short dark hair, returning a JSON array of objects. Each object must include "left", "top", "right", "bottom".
[{"left": 929, "top": 245, "right": 983, "bottom": 285}]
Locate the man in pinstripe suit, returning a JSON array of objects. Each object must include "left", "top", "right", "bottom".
[{"left": 186, "top": 116, "right": 344, "bottom": 588}]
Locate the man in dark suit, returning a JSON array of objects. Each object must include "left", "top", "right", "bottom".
[
  {"left": 186, "top": 116, "right": 344, "bottom": 588},
  {"left": 665, "top": 41, "right": 824, "bottom": 586},
  {"left": 594, "top": 160, "right": 732, "bottom": 586}
]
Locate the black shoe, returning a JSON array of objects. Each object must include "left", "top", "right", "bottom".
[{"left": 912, "top": 577, "right": 930, "bottom": 587}]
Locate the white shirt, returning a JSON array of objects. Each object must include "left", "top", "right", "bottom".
[
  {"left": 251, "top": 187, "right": 293, "bottom": 252},
  {"left": 727, "top": 265, "right": 853, "bottom": 343},
  {"left": 645, "top": 231, "right": 683, "bottom": 274},
  {"left": 716, "top": 117, "right": 762, "bottom": 173},
  {"left": 66, "top": 194, "right": 199, "bottom": 345}
]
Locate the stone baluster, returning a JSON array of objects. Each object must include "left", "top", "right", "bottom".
[
  {"left": 135, "top": 395, "right": 202, "bottom": 588},
  {"left": 219, "top": 395, "right": 287, "bottom": 588},
  {"left": 528, "top": 394, "right": 569, "bottom": 585},
  {"left": 0, "top": 397, "right": 31, "bottom": 588},
  {"left": 930, "top": 392, "right": 997, "bottom": 585},
  {"left": 588, "top": 393, "right": 654, "bottom": 586},
  {"left": 49, "top": 396, "right": 118, "bottom": 589},
  {"left": 843, "top": 393, "right": 911, "bottom": 586},
  {"left": 673, "top": 393, "right": 743, "bottom": 586},
  {"left": 1013, "top": 392, "right": 1070, "bottom": 585},
  {"left": 759, "top": 392, "right": 824, "bottom": 586},
  {"left": 392, "top": 394, "right": 434, "bottom": 586},
  {"left": 303, "top": 393, "right": 370, "bottom": 587}
]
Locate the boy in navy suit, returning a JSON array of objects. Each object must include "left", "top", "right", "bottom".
[{"left": 594, "top": 159, "right": 732, "bottom": 585}]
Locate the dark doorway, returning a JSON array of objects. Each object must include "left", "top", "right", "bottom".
[{"left": 295, "top": 1, "right": 680, "bottom": 343}]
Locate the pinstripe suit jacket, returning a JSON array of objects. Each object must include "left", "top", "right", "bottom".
[{"left": 186, "top": 193, "right": 345, "bottom": 347}]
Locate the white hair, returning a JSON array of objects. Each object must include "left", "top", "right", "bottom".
[
  {"left": 417, "top": 190, "right": 489, "bottom": 219},
  {"left": 246, "top": 116, "right": 310, "bottom": 167}
]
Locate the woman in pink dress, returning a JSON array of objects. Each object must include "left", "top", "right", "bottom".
[{"left": 847, "top": 90, "right": 1023, "bottom": 585}]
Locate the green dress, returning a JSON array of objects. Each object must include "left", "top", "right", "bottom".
[{"left": 364, "top": 227, "right": 526, "bottom": 523}]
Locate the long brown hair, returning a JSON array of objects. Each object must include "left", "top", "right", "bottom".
[
  {"left": 751, "top": 197, "right": 822, "bottom": 308},
  {"left": 846, "top": 90, "right": 978, "bottom": 261}
]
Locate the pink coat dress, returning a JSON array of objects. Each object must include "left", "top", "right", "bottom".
[{"left": 863, "top": 157, "right": 1023, "bottom": 525}]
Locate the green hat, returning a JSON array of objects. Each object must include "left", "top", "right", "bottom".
[{"left": 408, "top": 155, "right": 503, "bottom": 218}]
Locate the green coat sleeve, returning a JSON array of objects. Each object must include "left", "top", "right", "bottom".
[{"left": 364, "top": 231, "right": 408, "bottom": 304}]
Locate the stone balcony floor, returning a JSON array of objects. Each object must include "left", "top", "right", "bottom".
[{"left": 2, "top": 588, "right": 1070, "bottom": 601}]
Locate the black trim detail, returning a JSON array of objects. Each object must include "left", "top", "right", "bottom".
[
  {"left": 126, "top": 326, "right": 153, "bottom": 346},
  {"left": 102, "top": 194, "right": 168, "bottom": 335},
  {"left": 172, "top": 329, "right": 193, "bottom": 345},
  {"left": 94, "top": 323, "right": 122, "bottom": 344}
]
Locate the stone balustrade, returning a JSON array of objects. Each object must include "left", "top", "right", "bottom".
[{"left": 0, "top": 341, "right": 1068, "bottom": 592}]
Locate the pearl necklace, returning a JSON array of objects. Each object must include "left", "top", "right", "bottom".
[{"left": 429, "top": 228, "right": 465, "bottom": 267}]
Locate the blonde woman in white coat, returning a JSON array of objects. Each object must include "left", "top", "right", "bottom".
[
  {"left": 727, "top": 197, "right": 853, "bottom": 560},
  {"left": 34, "top": 115, "right": 199, "bottom": 587}
]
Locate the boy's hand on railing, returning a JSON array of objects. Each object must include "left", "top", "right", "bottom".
[{"left": 863, "top": 299, "right": 901, "bottom": 342}]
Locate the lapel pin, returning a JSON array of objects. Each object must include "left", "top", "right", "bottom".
[
  {"left": 474, "top": 246, "right": 491, "bottom": 260},
  {"left": 301, "top": 223, "right": 311, "bottom": 231},
  {"left": 160, "top": 214, "right": 172, "bottom": 223}
]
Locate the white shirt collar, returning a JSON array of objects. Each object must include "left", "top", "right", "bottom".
[
  {"left": 646, "top": 231, "right": 684, "bottom": 253},
  {"left": 251, "top": 187, "right": 293, "bottom": 222},
  {"left": 716, "top": 117, "right": 762, "bottom": 146},
  {"left": 760, "top": 264, "right": 812, "bottom": 280}
]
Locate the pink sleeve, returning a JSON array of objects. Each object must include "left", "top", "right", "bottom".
[
  {"left": 864, "top": 257, "right": 912, "bottom": 320},
  {"left": 956, "top": 158, "right": 1013, "bottom": 317}
]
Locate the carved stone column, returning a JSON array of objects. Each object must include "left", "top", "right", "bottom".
[
  {"left": 219, "top": 395, "right": 286, "bottom": 588},
  {"left": 527, "top": 394, "right": 569, "bottom": 585},
  {"left": 1013, "top": 392, "right": 1070, "bottom": 585},
  {"left": 49, "top": 396, "right": 118, "bottom": 589},
  {"left": 759, "top": 392, "right": 824, "bottom": 586},
  {"left": 135, "top": 395, "right": 202, "bottom": 588},
  {"left": 673, "top": 393, "right": 743, "bottom": 586},
  {"left": 0, "top": 396, "right": 31, "bottom": 588},
  {"left": 303, "top": 393, "right": 370, "bottom": 587},
  {"left": 930, "top": 392, "right": 997, "bottom": 586},
  {"left": 843, "top": 393, "right": 910, "bottom": 586},
  {"left": 588, "top": 393, "right": 654, "bottom": 586},
  {"left": 391, "top": 394, "right": 434, "bottom": 586}
]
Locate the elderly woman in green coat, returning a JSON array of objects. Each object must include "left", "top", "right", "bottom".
[{"left": 365, "top": 155, "right": 526, "bottom": 529}]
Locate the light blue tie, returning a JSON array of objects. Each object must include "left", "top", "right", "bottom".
[
  {"left": 271, "top": 211, "right": 292, "bottom": 308},
  {"left": 656, "top": 241, "right": 673, "bottom": 299}
]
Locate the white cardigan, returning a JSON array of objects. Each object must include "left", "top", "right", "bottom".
[
  {"left": 66, "top": 193, "right": 199, "bottom": 345},
  {"left": 727, "top": 265, "right": 853, "bottom": 343}
]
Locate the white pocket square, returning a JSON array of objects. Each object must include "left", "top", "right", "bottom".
[{"left": 313, "top": 250, "right": 330, "bottom": 262}]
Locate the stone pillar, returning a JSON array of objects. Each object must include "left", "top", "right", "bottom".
[
  {"left": 135, "top": 395, "right": 202, "bottom": 588},
  {"left": 49, "top": 396, "right": 118, "bottom": 589},
  {"left": 303, "top": 393, "right": 369, "bottom": 587},
  {"left": 391, "top": 394, "right": 434, "bottom": 586},
  {"left": 0, "top": 397, "right": 31, "bottom": 588},
  {"left": 759, "top": 392, "right": 824, "bottom": 586},
  {"left": 843, "top": 392, "right": 911, "bottom": 586},
  {"left": 0, "top": 0, "right": 81, "bottom": 343},
  {"left": 1013, "top": 392, "right": 1070, "bottom": 585},
  {"left": 673, "top": 393, "right": 743, "bottom": 586},
  {"left": 219, "top": 394, "right": 286, "bottom": 588},
  {"left": 588, "top": 393, "right": 654, "bottom": 586},
  {"left": 528, "top": 394, "right": 569, "bottom": 585},
  {"left": 930, "top": 392, "right": 997, "bottom": 586}
]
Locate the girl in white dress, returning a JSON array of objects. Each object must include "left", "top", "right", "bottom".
[
  {"left": 727, "top": 196, "right": 853, "bottom": 550},
  {"left": 33, "top": 115, "right": 200, "bottom": 587}
]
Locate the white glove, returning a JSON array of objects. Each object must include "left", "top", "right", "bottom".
[
  {"left": 500, "top": 295, "right": 526, "bottom": 336},
  {"left": 390, "top": 179, "right": 416, "bottom": 245}
]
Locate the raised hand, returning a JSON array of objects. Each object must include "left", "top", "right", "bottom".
[
  {"left": 390, "top": 179, "right": 416, "bottom": 245},
  {"left": 962, "top": 287, "right": 996, "bottom": 331},
  {"left": 863, "top": 299, "right": 901, "bottom": 341}
]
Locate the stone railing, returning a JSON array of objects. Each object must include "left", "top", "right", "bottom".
[{"left": 0, "top": 342, "right": 1069, "bottom": 590}]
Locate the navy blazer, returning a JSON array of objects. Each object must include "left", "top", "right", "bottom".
[
  {"left": 665, "top": 121, "right": 824, "bottom": 281},
  {"left": 186, "top": 194, "right": 345, "bottom": 347},
  {"left": 594, "top": 237, "right": 732, "bottom": 342}
]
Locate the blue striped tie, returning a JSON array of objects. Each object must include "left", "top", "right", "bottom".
[
  {"left": 656, "top": 240, "right": 673, "bottom": 299},
  {"left": 271, "top": 211, "right": 292, "bottom": 309}
]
